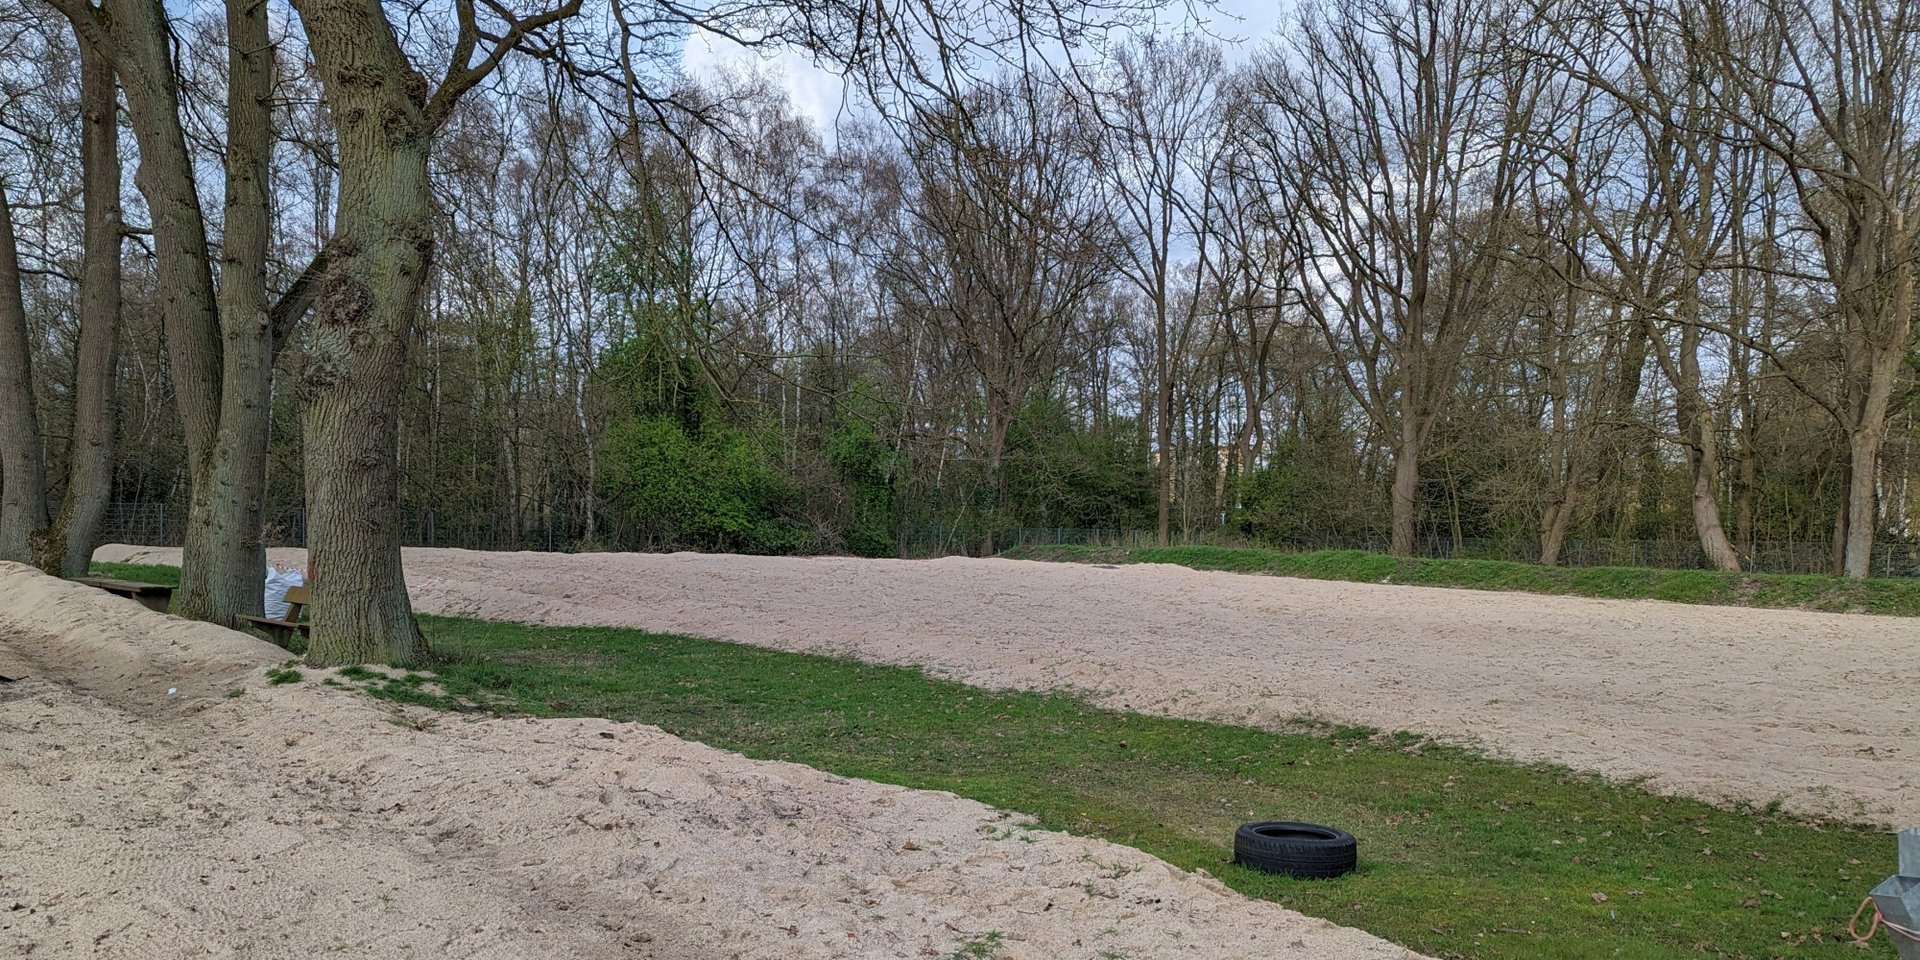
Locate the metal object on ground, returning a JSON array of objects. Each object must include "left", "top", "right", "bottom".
[{"left": 1870, "top": 828, "right": 1920, "bottom": 959}]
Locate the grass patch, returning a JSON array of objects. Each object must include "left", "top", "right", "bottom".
[
  {"left": 947, "top": 931, "right": 1007, "bottom": 959},
  {"left": 1002, "top": 544, "right": 1920, "bottom": 616},
  {"left": 346, "top": 614, "right": 1891, "bottom": 960},
  {"left": 89, "top": 561, "right": 182, "bottom": 588},
  {"left": 86, "top": 561, "right": 182, "bottom": 617}
]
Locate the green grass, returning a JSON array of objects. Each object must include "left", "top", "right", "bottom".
[
  {"left": 92, "top": 559, "right": 1900, "bottom": 958},
  {"left": 341, "top": 614, "right": 1890, "bottom": 960},
  {"left": 1001, "top": 544, "right": 1920, "bottom": 616},
  {"left": 89, "top": 562, "right": 182, "bottom": 588}
]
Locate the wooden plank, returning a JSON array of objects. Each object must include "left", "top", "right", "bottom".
[
  {"left": 72, "top": 576, "right": 173, "bottom": 596},
  {"left": 237, "top": 614, "right": 310, "bottom": 651},
  {"left": 236, "top": 615, "right": 309, "bottom": 631},
  {"left": 71, "top": 577, "right": 174, "bottom": 613}
]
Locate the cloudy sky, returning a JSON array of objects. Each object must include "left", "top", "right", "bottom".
[{"left": 680, "top": 0, "right": 1286, "bottom": 140}]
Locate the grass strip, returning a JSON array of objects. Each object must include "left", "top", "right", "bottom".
[
  {"left": 90, "top": 562, "right": 182, "bottom": 587},
  {"left": 1001, "top": 544, "right": 1920, "bottom": 617}
]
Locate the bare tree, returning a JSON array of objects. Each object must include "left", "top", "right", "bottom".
[
  {"left": 1204, "top": 98, "right": 1301, "bottom": 516},
  {"left": 0, "top": 179, "right": 47, "bottom": 563},
  {"left": 1252, "top": 0, "right": 1539, "bottom": 556},
  {"left": 1520, "top": 189, "right": 1614, "bottom": 567},
  {"left": 50, "top": 0, "right": 311, "bottom": 622},
  {"left": 1688, "top": 0, "right": 1920, "bottom": 577},
  {"left": 1093, "top": 35, "right": 1224, "bottom": 545},
  {"left": 887, "top": 79, "right": 1110, "bottom": 552},
  {"left": 1537, "top": 3, "right": 1751, "bottom": 571},
  {"left": 37, "top": 31, "right": 121, "bottom": 576}
]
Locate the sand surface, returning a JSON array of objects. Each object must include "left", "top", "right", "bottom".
[
  {"left": 2, "top": 561, "right": 1424, "bottom": 959},
  {"left": 96, "top": 545, "right": 1920, "bottom": 825}
]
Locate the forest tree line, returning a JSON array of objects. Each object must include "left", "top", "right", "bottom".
[{"left": 4, "top": 0, "right": 1920, "bottom": 664}]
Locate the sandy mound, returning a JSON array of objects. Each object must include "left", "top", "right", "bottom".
[
  {"left": 94, "top": 545, "right": 1920, "bottom": 824},
  {"left": 4, "top": 562, "right": 1422, "bottom": 958}
]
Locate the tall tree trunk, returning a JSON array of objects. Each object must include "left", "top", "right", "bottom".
[
  {"left": 91, "top": 0, "right": 225, "bottom": 612},
  {"left": 1831, "top": 459, "right": 1851, "bottom": 576},
  {"left": 41, "top": 38, "right": 123, "bottom": 576},
  {"left": 981, "top": 401, "right": 1010, "bottom": 556},
  {"left": 1232, "top": 407, "right": 1258, "bottom": 515},
  {"left": 1538, "top": 290, "right": 1588, "bottom": 567},
  {"left": 1540, "top": 488, "right": 1577, "bottom": 567},
  {"left": 1155, "top": 304, "right": 1172, "bottom": 546},
  {"left": 55, "top": 0, "right": 281, "bottom": 625},
  {"left": 1731, "top": 281, "right": 1759, "bottom": 556},
  {"left": 1593, "top": 312, "right": 1647, "bottom": 538},
  {"left": 0, "top": 182, "right": 49, "bottom": 563},
  {"left": 1542, "top": 400, "right": 1600, "bottom": 568},
  {"left": 1843, "top": 426, "right": 1884, "bottom": 578},
  {"left": 1674, "top": 325, "right": 1741, "bottom": 572},
  {"left": 295, "top": 0, "right": 433, "bottom": 664},
  {"left": 172, "top": 0, "right": 278, "bottom": 623},
  {"left": 1685, "top": 435, "right": 1741, "bottom": 572},
  {"left": 1389, "top": 421, "right": 1419, "bottom": 557},
  {"left": 1838, "top": 286, "right": 1909, "bottom": 578},
  {"left": 1735, "top": 412, "right": 1756, "bottom": 552}
]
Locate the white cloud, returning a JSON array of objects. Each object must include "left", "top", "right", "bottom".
[
  {"left": 676, "top": 1, "right": 1282, "bottom": 145},
  {"left": 682, "top": 30, "right": 849, "bottom": 145}
]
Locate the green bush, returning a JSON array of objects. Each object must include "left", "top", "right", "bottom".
[
  {"left": 826, "top": 420, "right": 899, "bottom": 558},
  {"left": 1228, "top": 434, "right": 1379, "bottom": 546},
  {"left": 1001, "top": 399, "right": 1154, "bottom": 530},
  {"left": 598, "top": 414, "right": 802, "bottom": 554}
]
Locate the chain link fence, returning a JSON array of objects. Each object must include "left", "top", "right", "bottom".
[
  {"left": 98, "top": 503, "right": 575, "bottom": 554},
  {"left": 101, "top": 503, "right": 1920, "bottom": 577}
]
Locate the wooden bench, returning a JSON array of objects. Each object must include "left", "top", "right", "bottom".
[
  {"left": 237, "top": 585, "right": 311, "bottom": 649},
  {"left": 72, "top": 576, "right": 175, "bottom": 614}
]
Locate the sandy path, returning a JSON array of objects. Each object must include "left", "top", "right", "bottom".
[
  {"left": 97, "top": 545, "right": 1920, "bottom": 825},
  {"left": 3, "top": 562, "right": 1422, "bottom": 959}
]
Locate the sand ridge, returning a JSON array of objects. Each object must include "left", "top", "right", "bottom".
[
  {"left": 96, "top": 545, "right": 1920, "bottom": 824},
  {"left": 3, "top": 561, "right": 1425, "bottom": 958}
]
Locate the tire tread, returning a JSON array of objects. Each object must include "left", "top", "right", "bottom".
[{"left": 1232, "top": 821, "right": 1357, "bottom": 879}]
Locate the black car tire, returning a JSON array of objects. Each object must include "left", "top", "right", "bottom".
[{"left": 1233, "top": 821, "right": 1357, "bottom": 879}]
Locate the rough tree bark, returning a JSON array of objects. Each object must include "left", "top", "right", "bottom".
[
  {"left": 1670, "top": 318, "right": 1742, "bottom": 572},
  {"left": 278, "top": 0, "right": 580, "bottom": 663},
  {"left": 51, "top": 0, "right": 286, "bottom": 623},
  {"left": 290, "top": 0, "right": 436, "bottom": 665},
  {"left": 0, "top": 182, "right": 49, "bottom": 563},
  {"left": 182, "top": 0, "right": 279, "bottom": 620},
  {"left": 38, "top": 36, "right": 123, "bottom": 577}
]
